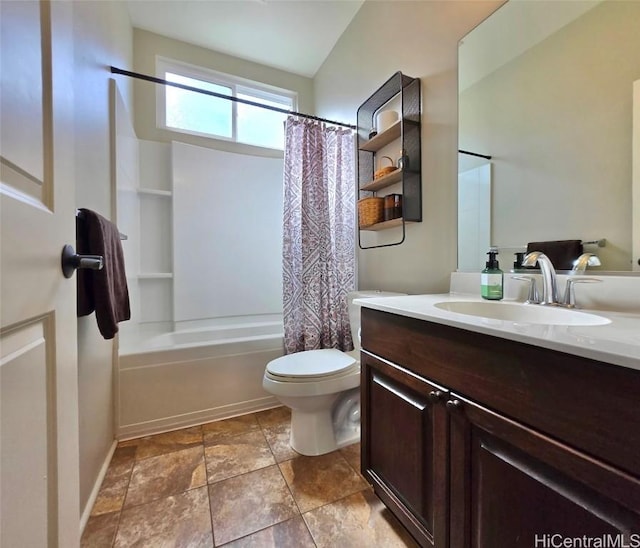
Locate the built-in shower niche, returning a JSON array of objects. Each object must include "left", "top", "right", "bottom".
[{"left": 137, "top": 140, "right": 173, "bottom": 324}]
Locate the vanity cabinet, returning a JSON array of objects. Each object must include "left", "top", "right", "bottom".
[
  {"left": 357, "top": 72, "right": 421, "bottom": 249},
  {"left": 362, "top": 352, "right": 448, "bottom": 546},
  {"left": 360, "top": 308, "right": 640, "bottom": 547},
  {"left": 447, "top": 393, "right": 637, "bottom": 547}
]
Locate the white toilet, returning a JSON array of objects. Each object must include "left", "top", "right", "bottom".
[{"left": 262, "top": 290, "right": 402, "bottom": 456}]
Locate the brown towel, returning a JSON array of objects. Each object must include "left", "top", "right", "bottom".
[
  {"left": 76, "top": 209, "right": 130, "bottom": 339},
  {"left": 526, "top": 240, "right": 583, "bottom": 270}
]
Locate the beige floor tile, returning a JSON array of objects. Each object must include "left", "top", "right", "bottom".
[
  {"left": 340, "top": 441, "right": 362, "bottom": 474},
  {"left": 209, "top": 465, "right": 299, "bottom": 545},
  {"left": 255, "top": 406, "right": 291, "bottom": 429},
  {"left": 81, "top": 511, "right": 120, "bottom": 547},
  {"left": 125, "top": 425, "right": 203, "bottom": 460},
  {"left": 279, "top": 451, "right": 368, "bottom": 513},
  {"left": 303, "top": 488, "right": 419, "bottom": 548},
  {"left": 84, "top": 418, "right": 416, "bottom": 547},
  {"left": 91, "top": 446, "right": 136, "bottom": 516},
  {"left": 203, "top": 414, "right": 260, "bottom": 444},
  {"left": 204, "top": 430, "right": 275, "bottom": 483},
  {"left": 124, "top": 446, "right": 206, "bottom": 508},
  {"left": 221, "top": 516, "right": 315, "bottom": 547},
  {"left": 115, "top": 486, "right": 213, "bottom": 547},
  {"left": 262, "top": 422, "right": 300, "bottom": 463}
]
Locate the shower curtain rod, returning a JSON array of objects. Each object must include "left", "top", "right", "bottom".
[
  {"left": 458, "top": 149, "right": 492, "bottom": 160},
  {"left": 110, "top": 66, "right": 356, "bottom": 130}
]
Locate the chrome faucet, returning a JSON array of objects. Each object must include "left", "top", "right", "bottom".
[
  {"left": 571, "top": 252, "right": 601, "bottom": 274},
  {"left": 562, "top": 277, "right": 602, "bottom": 308},
  {"left": 521, "top": 251, "right": 558, "bottom": 305},
  {"left": 511, "top": 275, "right": 540, "bottom": 304},
  {"left": 561, "top": 253, "right": 602, "bottom": 307}
]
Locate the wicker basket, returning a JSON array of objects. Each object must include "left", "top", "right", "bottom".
[
  {"left": 374, "top": 156, "right": 396, "bottom": 180},
  {"left": 358, "top": 196, "right": 384, "bottom": 227}
]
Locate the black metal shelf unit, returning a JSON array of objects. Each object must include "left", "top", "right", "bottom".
[{"left": 357, "top": 72, "right": 421, "bottom": 249}]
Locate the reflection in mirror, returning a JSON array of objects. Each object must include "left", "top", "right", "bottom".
[
  {"left": 458, "top": 0, "right": 640, "bottom": 272},
  {"left": 458, "top": 162, "right": 491, "bottom": 272}
]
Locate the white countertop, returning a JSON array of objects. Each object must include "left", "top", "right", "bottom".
[{"left": 356, "top": 293, "right": 640, "bottom": 371}]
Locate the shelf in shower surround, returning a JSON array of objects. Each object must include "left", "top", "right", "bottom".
[
  {"left": 138, "top": 188, "right": 172, "bottom": 197},
  {"left": 138, "top": 272, "right": 173, "bottom": 279}
]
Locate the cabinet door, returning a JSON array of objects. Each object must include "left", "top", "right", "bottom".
[
  {"left": 448, "top": 392, "right": 640, "bottom": 548},
  {"left": 361, "top": 351, "right": 448, "bottom": 547}
]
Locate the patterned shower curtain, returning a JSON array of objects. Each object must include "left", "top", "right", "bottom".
[{"left": 282, "top": 116, "right": 356, "bottom": 354}]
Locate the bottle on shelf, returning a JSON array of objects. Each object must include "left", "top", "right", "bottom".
[{"left": 384, "top": 194, "right": 402, "bottom": 221}]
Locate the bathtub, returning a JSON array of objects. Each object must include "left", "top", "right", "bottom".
[{"left": 117, "top": 317, "right": 284, "bottom": 439}]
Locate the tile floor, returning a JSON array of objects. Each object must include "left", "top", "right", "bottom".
[{"left": 81, "top": 407, "right": 418, "bottom": 547}]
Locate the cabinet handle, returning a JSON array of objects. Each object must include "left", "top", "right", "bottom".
[
  {"left": 446, "top": 399, "right": 463, "bottom": 412},
  {"left": 428, "top": 390, "right": 443, "bottom": 402}
]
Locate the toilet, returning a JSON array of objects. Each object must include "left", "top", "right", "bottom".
[{"left": 262, "top": 290, "right": 403, "bottom": 456}]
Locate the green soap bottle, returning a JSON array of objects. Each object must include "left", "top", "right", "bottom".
[{"left": 481, "top": 248, "right": 503, "bottom": 300}]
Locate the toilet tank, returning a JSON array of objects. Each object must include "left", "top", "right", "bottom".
[{"left": 347, "top": 290, "right": 406, "bottom": 353}]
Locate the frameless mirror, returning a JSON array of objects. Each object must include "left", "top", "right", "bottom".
[{"left": 458, "top": 0, "right": 640, "bottom": 272}]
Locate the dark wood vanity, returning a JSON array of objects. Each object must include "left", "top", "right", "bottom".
[{"left": 360, "top": 307, "right": 640, "bottom": 547}]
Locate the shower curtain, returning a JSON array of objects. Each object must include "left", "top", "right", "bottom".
[{"left": 282, "top": 116, "right": 356, "bottom": 354}]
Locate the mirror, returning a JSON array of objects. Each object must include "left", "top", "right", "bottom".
[{"left": 458, "top": 0, "right": 640, "bottom": 272}]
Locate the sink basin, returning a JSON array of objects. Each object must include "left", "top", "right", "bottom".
[{"left": 434, "top": 301, "right": 611, "bottom": 326}]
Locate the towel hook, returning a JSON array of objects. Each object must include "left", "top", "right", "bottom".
[{"left": 61, "top": 244, "right": 104, "bottom": 278}]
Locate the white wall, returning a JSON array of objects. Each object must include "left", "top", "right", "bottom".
[
  {"left": 314, "top": 1, "right": 504, "bottom": 294},
  {"left": 172, "top": 142, "right": 283, "bottom": 322},
  {"left": 72, "top": 0, "right": 133, "bottom": 519}
]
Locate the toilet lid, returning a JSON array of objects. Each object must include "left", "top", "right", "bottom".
[{"left": 266, "top": 349, "right": 357, "bottom": 379}]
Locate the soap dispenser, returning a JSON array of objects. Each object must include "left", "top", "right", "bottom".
[
  {"left": 481, "top": 248, "right": 503, "bottom": 300},
  {"left": 513, "top": 252, "right": 525, "bottom": 271}
]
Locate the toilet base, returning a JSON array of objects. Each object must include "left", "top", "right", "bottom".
[
  {"left": 290, "top": 407, "right": 337, "bottom": 456},
  {"left": 290, "top": 412, "right": 360, "bottom": 456},
  {"left": 333, "top": 388, "right": 360, "bottom": 450},
  {"left": 288, "top": 388, "right": 361, "bottom": 456},
  {"left": 335, "top": 428, "right": 360, "bottom": 450}
]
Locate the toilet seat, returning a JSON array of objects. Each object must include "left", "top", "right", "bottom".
[{"left": 265, "top": 348, "right": 357, "bottom": 382}]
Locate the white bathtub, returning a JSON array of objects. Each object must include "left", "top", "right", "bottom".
[
  {"left": 117, "top": 318, "right": 284, "bottom": 439},
  {"left": 148, "top": 322, "right": 282, "bottom": 349}
]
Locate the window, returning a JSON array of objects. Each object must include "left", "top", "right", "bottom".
[{"left": 157, "top": 58, "right": 296, "bottom": 150}]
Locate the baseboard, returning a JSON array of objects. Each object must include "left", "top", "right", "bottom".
[
  {"left": 117, "top": 395, "right": 280, "bottom": 441},
  {"left": 79, "top": 439, "right": 118, "bottom": 535}
]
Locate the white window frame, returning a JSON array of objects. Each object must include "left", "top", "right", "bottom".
[{"left": 156, "top": 56, "right": 297, "bottom": 149}]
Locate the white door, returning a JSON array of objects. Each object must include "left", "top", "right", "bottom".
[
  {"left": 633, "top": 80, "right": 639, "bottom": 272},
  {"left": 1, "top": 1, "right": 80, "bottom": 547}
]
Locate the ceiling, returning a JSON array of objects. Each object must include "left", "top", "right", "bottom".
[{"left": 125, "top": 0, "right": 365, "bottom": 78}]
